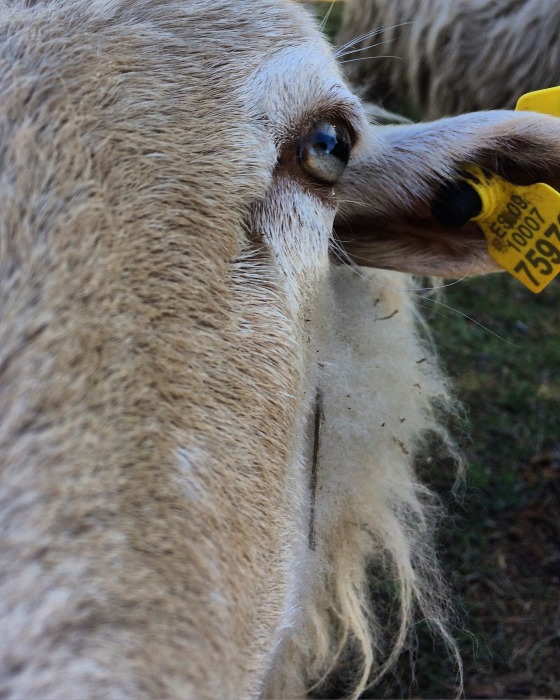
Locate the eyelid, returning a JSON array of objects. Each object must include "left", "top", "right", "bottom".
[
  {"left": 274, "top": 100, "right": 361, "bottom": 153},
  {"left": 305, "top": 113, "right": 359, "bottom": 150}
]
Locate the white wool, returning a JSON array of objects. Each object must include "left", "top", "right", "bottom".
[
  {"left": 265, "top": 266, "right": 463, "bottom": 698},
  {"left": 338, "top": 0, "right": 560, "bottom": 119}
]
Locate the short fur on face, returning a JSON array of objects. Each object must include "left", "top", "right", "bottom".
[{"left": 1, "top": 1, "right": 560, "bottom": 698}]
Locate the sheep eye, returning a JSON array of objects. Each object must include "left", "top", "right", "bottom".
[{"left": 298, "top": 121, "right": 351, "bottom": 186}]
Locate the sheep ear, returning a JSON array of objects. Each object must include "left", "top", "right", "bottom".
[{"left": 335, "top": 110, "right": 560, "bottom": 277}]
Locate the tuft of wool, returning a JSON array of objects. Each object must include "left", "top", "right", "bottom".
[{"left": 265, "top": 266, "right": 464, "bottom": 698}]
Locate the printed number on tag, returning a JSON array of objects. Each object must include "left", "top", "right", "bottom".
[{"left": 478, "top": 184, "right": 560, "bottom": 293}]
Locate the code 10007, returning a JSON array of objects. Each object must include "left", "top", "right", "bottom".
[{"left": 488, "top": 196, "right": 560, "bottom": 288}]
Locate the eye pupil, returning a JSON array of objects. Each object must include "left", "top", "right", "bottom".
[
  {"left": 298, "top": 121, "right": 351, "bottom": 186},
  {"left": 314, "top": 131, "right": 337, "bottom": 154}
]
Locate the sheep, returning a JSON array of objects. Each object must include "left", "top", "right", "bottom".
[
  {"left": 338, "top": 0, "right": 560, "bottom": 119},
  {"left": 1, "top": 1, "right": 560, "bottom": 698}
]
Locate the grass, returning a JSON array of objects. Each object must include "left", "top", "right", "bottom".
[
  {"left": 354, "top": 274, "right": 560, "bottom": 700},
  {"left": 417, "top": 274, "right": 560, "bottom": 699},
  {"left": 304, "top": 1, "right": 560, "bottom": 697},
  {"left": 300, "top": 1, "right": 345, "bottom": 40},
  {"left": 392, "top": 273, "right": 560, "bottom": 699}
]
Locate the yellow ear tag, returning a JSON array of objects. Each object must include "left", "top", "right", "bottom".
[
  {"left": 515, "top": 86, "right": 560, "bottom": 117},
  {"left": 466, "top": 86, "right": 560, "bottom": 293},
  {"left": 462, "top": 164, "right": 560, "bottom": 293}
]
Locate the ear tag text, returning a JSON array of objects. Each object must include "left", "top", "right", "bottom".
[{"left": 462, "top": 164, "right": 560, "bottom": 293}]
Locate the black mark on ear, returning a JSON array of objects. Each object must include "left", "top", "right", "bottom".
[{"left": 431, "top": 179, "right": 483, "bottom": 229}]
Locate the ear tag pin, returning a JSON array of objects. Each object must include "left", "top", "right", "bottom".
[{"left": 431, "top": 86, "right": 560, "bottom": 293}]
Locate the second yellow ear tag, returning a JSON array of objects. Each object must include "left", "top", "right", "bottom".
[
  {"left": 515, "top": 86, "right": 560, "bottom": 117},
  {"left": 463, "top": 165, "right": 560, "bottom": 293}
]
